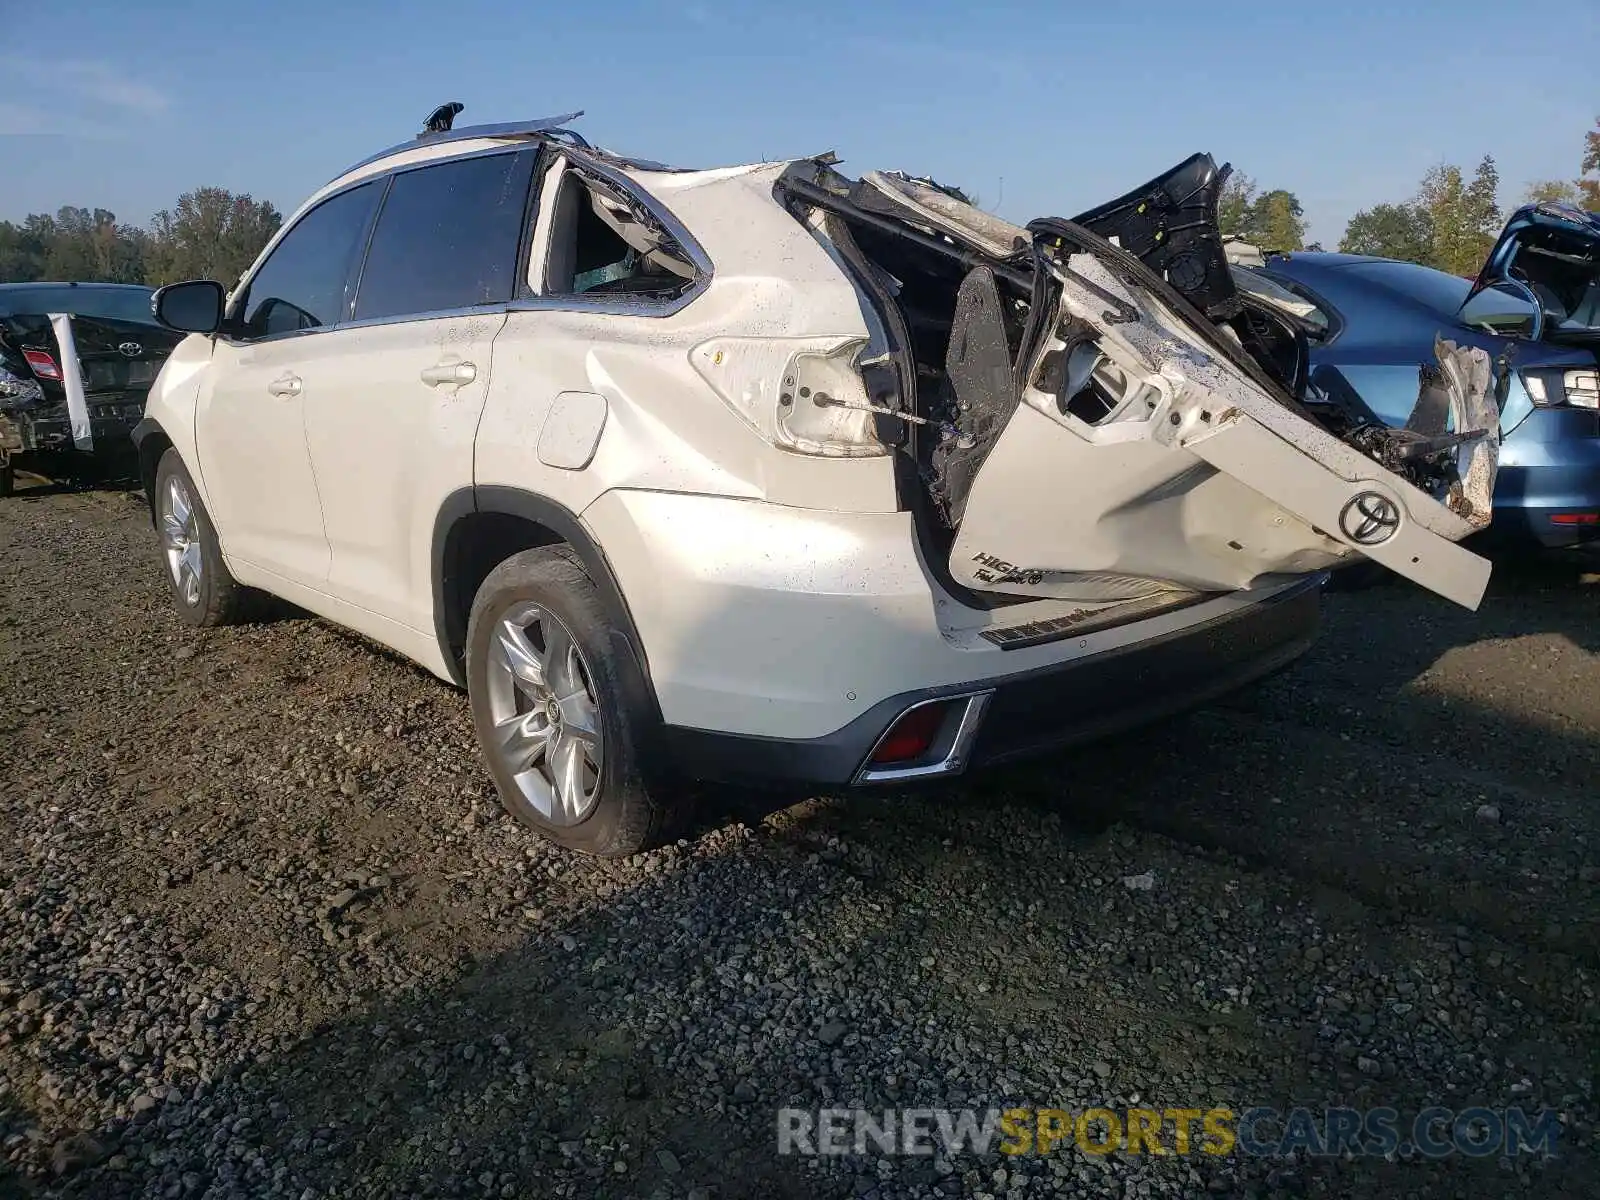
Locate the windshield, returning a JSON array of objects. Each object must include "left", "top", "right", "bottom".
[
  {"left": 1339, "top": 261, "right": 1473, "bottom": 315},
  {"left": 0, "top": 285, "right": 158, "bottom": 327}
]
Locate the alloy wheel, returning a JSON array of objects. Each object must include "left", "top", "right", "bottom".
[
  {"left": 160, "top": 475, "right": 202, "bottom": 607},
  {"left": 484, "top": 602, "right": 604, "bottom": 824}
]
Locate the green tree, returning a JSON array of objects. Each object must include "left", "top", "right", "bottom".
[
  {"left": 1338, "top": 202, "right": 1435, "bottom": 263},
  {"left": 1247, "top": 189, "right": 1307, "bottom": 251},
  {"left": 1218, "top": 170, "right": 1257, "bottom": 239},
  {"left": 1217, "top": 171, "right": 1306, "bottom": 250},
  {"left": 41, "top": 207, "right": 98, "bottom": 280},
  {"left": 145, "top": 188, "right": 281, "bottom": 286},
  {"left": 41, "top": 207, "right": 146, "bottom": 283},
  {"left": 1580, "top": 116, "right": 1600, "bottom": 209},
  {"left": 0, "top": 209, "right": 146, "bottom": 284},
  {"left": 1526, "top": 179, "right": 1582, "bottom": 206},
  {"left": 0, "top": 216, "right": 53, "bottom": 283},
  {"left": 1417, "top": 155, "right": 1501, "bottom": 276}
]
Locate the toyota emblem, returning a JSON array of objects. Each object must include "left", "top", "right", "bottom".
[
  {"left": 1339, "top": 491, "right": 1401, "bottom": 546},
  {"left": 118, "top": 342, "right": 143, "bottom": 358}
]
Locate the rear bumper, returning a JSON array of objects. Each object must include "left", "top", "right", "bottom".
[
  {"left": 3, "top": 398, "right": 142, "bottom": 454},
  {"left": 1484, "top": 496, "right": 1600, "bottom": 553},
  {"left": 664, "top": 573, "right": 1321, "bottom": 786},
  {"left": 1494, "top": 409, "right": 1600, "bottom": 549}
]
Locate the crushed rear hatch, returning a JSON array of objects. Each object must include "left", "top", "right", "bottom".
[{"left": 778, "top": 159, "right": 1501, "bottom": 612}]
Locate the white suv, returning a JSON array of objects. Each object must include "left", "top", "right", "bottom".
[{"left": 137, "top": 109, "right": 1500, "bottom": 856}]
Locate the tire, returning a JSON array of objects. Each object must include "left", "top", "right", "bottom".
[
  {"left": 0, "top": 458, "right": 12, "bottom": 498},
  {"left": 153, "top": 448, "right": 251, "bottom": 627},
  {"left": 465, "top": 545, "right": 675, "bottom": 857}
]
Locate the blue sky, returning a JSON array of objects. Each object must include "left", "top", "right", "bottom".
[{"left": 4, "top": 0, "right": 1597, "bottom": 244}]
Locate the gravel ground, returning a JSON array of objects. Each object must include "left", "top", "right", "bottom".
[{"left": 0, "top": 476, "right": 1596, "bottom": 1200}]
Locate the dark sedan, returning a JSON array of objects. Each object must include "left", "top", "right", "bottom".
[
  {"left": 0, "top": 282, "right": 183, "bottom": 494},
  {"left": 1252, "top": 208, "right": 1600, "bottom": 552}
]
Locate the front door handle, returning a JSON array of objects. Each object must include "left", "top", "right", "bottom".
[
  {"left": 420, "top": 360, "right": 477, "bottom": 388},
  {"left": 267, "top": 373, "right": 302, "bottom": 398}
]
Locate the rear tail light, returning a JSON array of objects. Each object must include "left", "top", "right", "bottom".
[
  {"left": 690, "top": 335, "right": 888, "bottom": 456},
  {"left": 1523, "top": 368, "right": 1599, "bottom": 410},
  {"left": 21, "top": 349, "right": 60, "bottom": 381},
  {"left": 1550, "top": 513, "right": 1600, "bottom": 526}
]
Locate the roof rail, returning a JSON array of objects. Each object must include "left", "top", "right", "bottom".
[{"left": 336, "top": 111, "right": 585, "bottom": 178}]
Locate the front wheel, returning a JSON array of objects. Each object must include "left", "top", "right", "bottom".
[
  {"left": 153, "top": 448, "right": 251, "bottom": 626},
  {"left": 465, "top": 545, "right": 676, "bottom": 856}
]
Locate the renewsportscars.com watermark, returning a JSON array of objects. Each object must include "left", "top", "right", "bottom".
[{"left": 777, "top": 1106, "right": 1562, "bottom": 1160}]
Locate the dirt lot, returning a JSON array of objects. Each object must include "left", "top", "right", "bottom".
[{"left": 1, "top": 476, "right": 1596, "bottom": 1199}]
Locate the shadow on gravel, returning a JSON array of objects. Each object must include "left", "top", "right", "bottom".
[
  {"left": 43, "top": 764, "right": 1596, "bottom": 1200},
  {"left": 5, "top": 463, "right": 143, "bottom": 502},
  {"left": 921, "top": 557, "right": 1600, "bottom": 950},
  {"left": 0, "top": 1106, "right": 45, "bottom": 1200},
  {"left": 28, "top": 839, "right": 855, "bottom": 1199},
  {"left": 7, "top": 479, "right": 132, "bottom": 504}
]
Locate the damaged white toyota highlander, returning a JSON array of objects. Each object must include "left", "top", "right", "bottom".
[{"left": 136, "top": 107, "right": 1502, "bottom": 855}]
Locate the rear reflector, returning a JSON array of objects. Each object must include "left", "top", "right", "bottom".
[
  {"left": 1550, "top": 513, "right": 1600, "bottom": 526},
  {"left": 22, "top": 350, "right": 60, "bottom": 381},
  {"left": 870, "top": 701, "right": 953, "bottom": 765}
]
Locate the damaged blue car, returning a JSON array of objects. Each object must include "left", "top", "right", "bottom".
[{"left": 1250, "top": 204, "right": 1600, "bottom": 554}]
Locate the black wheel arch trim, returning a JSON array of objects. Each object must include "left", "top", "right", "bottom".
[
  {"left": 130, "top": 417, "right": 173, "bottom": 523},
  {"left": 431, "top": 487, "right": 662, "bottom": 732},
  {"left": 130, "top": 416, "right": 164, "bottom": 451}
]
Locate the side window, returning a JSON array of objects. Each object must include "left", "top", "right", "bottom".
[
  {"left": 540, "top": 166, "right": 698, "bottom": 300},
  {"left": 236, "top": 182, "right": 380, "bottom": 339},
  {"left": 353, "top": 150, "right": 535, "bottom": 322}
]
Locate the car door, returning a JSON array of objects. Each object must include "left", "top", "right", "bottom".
[
  {"left": 944, "top": 228, "right": 1502, "bottom": 611},
  {"left": 301, "top": 148, "right": 536, "bottom": 634},
  {"left": 195, "top": 180, "right": 382, "bottom": 586}
]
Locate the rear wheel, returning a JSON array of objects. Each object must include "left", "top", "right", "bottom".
[
  {"left": 154, "top": 448, "right": 251, "bottom": 626},
  {"left": 465, "top": 545, "right": 674, "bottom": 856},
  {"left": 0, "top": 455, "right": 12, "bottom": 498}
]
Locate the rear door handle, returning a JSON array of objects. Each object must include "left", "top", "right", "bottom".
[
  {"left": 420, "top": 360, "right": 477, "bottom": 387},
  {"left": 267, "top": 374, "right": 302, "bottom": 398}
]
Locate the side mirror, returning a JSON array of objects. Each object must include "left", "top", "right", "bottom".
[
  {"left": 1457, "top": 278, "right": 1543, "bottom": 341},
  {"left": 152, "top": 280, "right": 226, "bottom": 335}
]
